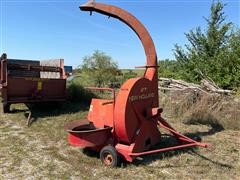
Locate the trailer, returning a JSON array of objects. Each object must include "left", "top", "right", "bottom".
[{"left": 0, "top": 53, "right": 68, "bottom": 113}]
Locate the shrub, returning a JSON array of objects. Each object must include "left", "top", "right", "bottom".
[{"left": 67, "top": 82, "right": 96, "bottom": 103}]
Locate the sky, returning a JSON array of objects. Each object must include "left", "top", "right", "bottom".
[{"left": 0, "top": 0, "right": 239, "bottom": 68}]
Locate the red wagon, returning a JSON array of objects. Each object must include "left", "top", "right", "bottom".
[
  {"left": 65, "top": 0, "right": 209, "bottom": 167},
  {"left": 0, "top": 53, "right": 68, "bottom": 113}
]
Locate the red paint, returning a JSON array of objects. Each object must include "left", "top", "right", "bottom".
[
  {"left": 0, "top": 53, "right": 67, "bottom": 112},
  {"left": 65, "top": 1, "right": 209, "bottom": 165},
  {"left": 65, "top": 120, "right": 112, "bottom": 148}
]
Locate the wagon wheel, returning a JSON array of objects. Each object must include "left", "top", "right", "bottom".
[{"left": 100, "top": 146, "right": 120, "bottom": 167}]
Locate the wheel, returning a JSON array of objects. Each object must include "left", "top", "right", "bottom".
[
  {"left": 3, "top": 103, "right": 10, "bottom": 113},
  {"left": 100, "top": 145, "right": 120, "bottom": 167}
]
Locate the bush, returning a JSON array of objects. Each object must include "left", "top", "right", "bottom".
[
  {"left": 67, "top": 82, "right": 96, "bottom": 103},
  {"left": 81, "top": 50, "right": 121, "bottom": 87},
  {"left": 174, "top": 1, "right": 240, "bottom": 89},
  {"left": 158, "top": 59, "right": 183, "bottom": 79},
  {"left": 121, "top": 70, "right": 138, "bottom": 83}
]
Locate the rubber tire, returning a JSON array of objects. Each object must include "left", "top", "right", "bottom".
[{"left": 100, "top": 146, "right": 120, "bottom": 167}]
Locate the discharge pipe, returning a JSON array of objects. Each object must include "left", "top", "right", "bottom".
[{"left": 80, "top": 0, "right": 159, "bottom": 105}]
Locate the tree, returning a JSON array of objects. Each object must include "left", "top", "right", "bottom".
[
  {"left": 174, "top": 0, "right": 240, "bottom": 89},
  {"left": 81, "top": 50, "right": 120, "bottom": 87},
  {"left": 158, "top": 59, "right": 183, "bottom": 79},
  {"left": 122, "top": 70, "right": 137, "bottom": 82}
]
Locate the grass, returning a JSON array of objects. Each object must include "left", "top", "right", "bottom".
[
  {"left": 0, "top": 100, "right": 239, "bottom": 179},
  {"left": 160, "top": 89, "right": 240, "bottom": 130},
  {"left": 233, "top": 87, "right": 240, "bottom": 98}
]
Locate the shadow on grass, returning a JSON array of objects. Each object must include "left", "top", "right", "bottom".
[
  {"left": 188, "top": 150, "right": 232, "bottom": 169},
  {"left": 79, "top": 124, "right": 230, "bottom": 169},
  {"left": 131, "top": 135, "right": 195, "bottom": 166},
  {"left": 131, "top": 124, "right": 230, "bottom": 168},
  {"left": 66, "top": 121, "right": 228, "bottom": 169},
  {"left": 82, "top": 148, "right": 100, "bottom": 158},
  {"left": 21, "top": 101, "right": 90, "bottom": 124},
  {"left": 2, "top": 100, "right": 91, "bottom": 125},
  {"left": 184, "top": 113, "right": 225, "bottom": 132},
  {"left": 8, "top": 83, "right": 97, "bottom": 124},
  {"left": 29, "top": 101, "right": 89, "bottom": 115},
  {"left": 134, "top": 147, "right": 233, "bottom": 169},
  {"left": 184, "top": 124, "right": 224, "bottom": 139}
]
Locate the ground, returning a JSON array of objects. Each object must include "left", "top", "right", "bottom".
[{"left": 0, "top": 102, "right": 239, "bottom": 179}]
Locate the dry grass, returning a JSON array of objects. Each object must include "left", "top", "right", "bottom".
[
  {"left": 160, "top": 90, "right": 240, "bottom": 130},
  {"left": 0, "top": 101, "right": 240, "bottom": 179}
]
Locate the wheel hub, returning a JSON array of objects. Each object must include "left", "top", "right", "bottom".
[{"left": 103, "top": 153, "right": 113, "bottom": 165}]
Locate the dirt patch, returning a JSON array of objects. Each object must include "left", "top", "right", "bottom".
[{"left": 160, "top": 90, "right": 240, "bottom": 130}]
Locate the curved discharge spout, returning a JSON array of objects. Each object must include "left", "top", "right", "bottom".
[{"left": 80, "top": 0, "right": 158, "bottom": 94}]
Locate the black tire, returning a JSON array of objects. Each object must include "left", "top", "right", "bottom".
[
  {"left": 3, "top": 103, "right": 10, "bottom": 113},
  {"left": 100, "top": 146, "right": 120, "bottom": 167}
]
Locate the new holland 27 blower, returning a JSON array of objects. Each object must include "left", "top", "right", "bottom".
[{"left": 65, "top": 0, "right": 209, "bottom": 167}]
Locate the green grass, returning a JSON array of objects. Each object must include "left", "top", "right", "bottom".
[
  {"left": 0, "top": 100, "right": 239, "bottom": 179},
  {"left": 233, "top": 87, "right": 240, "bottom": 98}
]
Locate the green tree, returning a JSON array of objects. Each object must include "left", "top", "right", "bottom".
[
  {"left": 158, "top": 59, "right": 183, "bottom": 79},
  {"left": 81, "top": 50, "right": 120, "bottom": 87},
  {"left": 122, "top": 70, "right": 137, "bottom": 82},
  {"left": 174, "top": 0, "right": 240, "bottom": 89}
]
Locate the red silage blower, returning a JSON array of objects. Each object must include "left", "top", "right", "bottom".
[{"left": 65, "top": 0, "right": 209, "bottom": 167}]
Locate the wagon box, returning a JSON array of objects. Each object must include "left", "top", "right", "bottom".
[{"left": 0, "top": 53, "right": 69, "bottom": 113}]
